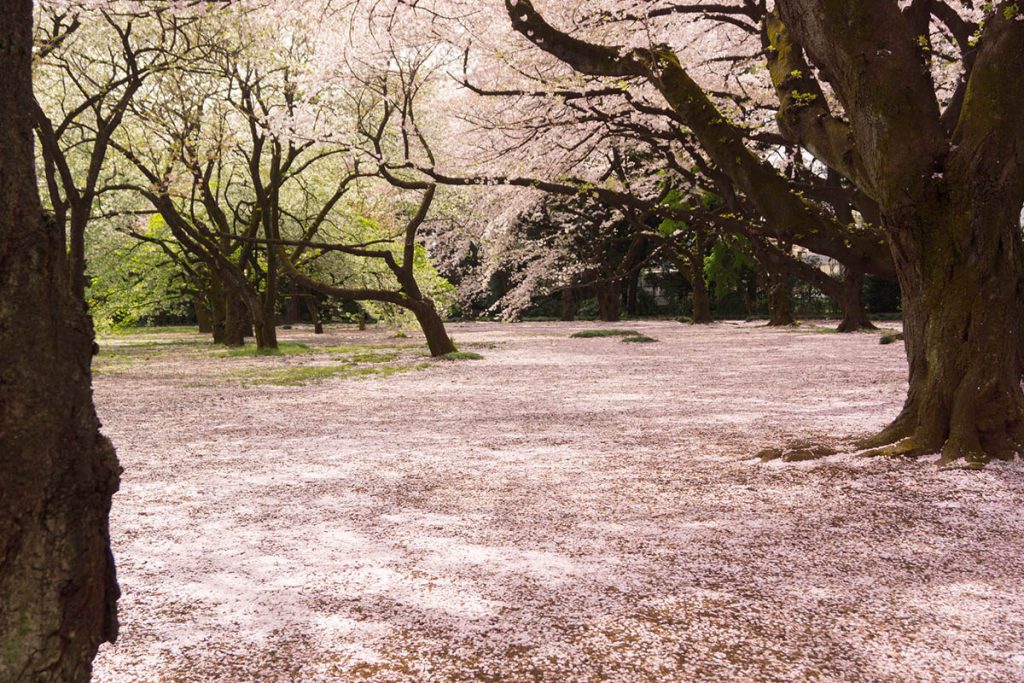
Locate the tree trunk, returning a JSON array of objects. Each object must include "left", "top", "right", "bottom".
[
  {"left": 304, "top": 296, "right": 324, "bottom": 334},
  {"left": 595, "top": 282, "right": 621, "bottom": 322},
  {"left": 222, "top": 283, "right": 250, "bottom": 347},
  {"left": 253, "top": 312, "right": 278, "bottom": 350},
  {"left": 690, "top": 268, "right": 713, "bottom": 324},
  {"left": 560, "top": 288, "right": 577, "bottom": 321},
  {"left": 866, "top": 199, "right": 1024, "bottom": 463},
  {"left": 410, "top": 298, "right": 457, "bottom": 356},
  {"left": 195, "top": 297, "right": 214, "bottom": 334},
  {"left": 0, "top": 4, "right": 120, "bottom": 680},
  {"left": 835, "top": 268, "right": 876, "bottom": 333},
  {"left": 625, "top": 270, "right": 640, "bottom": 316},
  {"left": 766, "top": 275, "right": 795, "bottom": 326},
  {"left": 68, "top": 207, "right": 89, "bottom": 304}
]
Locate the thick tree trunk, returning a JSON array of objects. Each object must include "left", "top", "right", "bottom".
[
  {"left": 690, "top": 271, "right": 713, "bottom": 324},
  {"left": 0, "top": 4, "right": 120, "bottom": 680},
  {"left": 595, "top": 282, "right": 621, "bottom": 322},
  {"left": 222, "top": 283, "right": 251, "bottom": 347},
  {"left": 866, "top": 200, "right": 1024, "bottom": 463},
  {"left": 835, "top": 268, "right": 875, "bottom": 333},
  {"left": 560, "top": 288, "right": 577, "bottom": 321},
  {"left": 766, "top": 276, "right": 795, "bottom": 327},
  {"left": 410, "top": 298, "right": 457, "bottom": 356},
  {"left": 195, "top": 298, "right": 214, "bottom": 334}
]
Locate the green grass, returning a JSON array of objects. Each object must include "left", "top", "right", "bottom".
[
  {"left": 440, "top": 351, "right": 484, "bottom": 361},
  {"left": 216, "top": 342, "right": 312, "bottom": 357},
  {"left": 348, "top": 351, "right": 400, "bottom": 364},
  {"left": 321, "top": 343, "right": 422, "bottom": 354},
  {"left": 105, "top": 325, "right": 198, "bottom": 336},
  {"left": 621, "top": 335, "right": 658, "bottom": 343},
  {"left": 570, "top": 329, "right": 642, "bottom": 338},
  {"left": 236, "top": 361, "right": 429, "bottom": 386}
]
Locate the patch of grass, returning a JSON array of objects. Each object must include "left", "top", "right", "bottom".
[
  {"left": 348, "top": 351, "right": 400, "bottom": 364},
  {"left": 97, "top": 339, "right": 211, "bottom": 356},
  {"left": 216, "top": 342, "right": 312, "bottom": 357},
  {"left": 621, "top": 335, "right": 658, "bottom": 343},
  {"left": 106, "top": 325, "right": 198, "bottom": 336},
  {"left": 570, "top": 329, "right": 642, "bottom": 338},
  {"left": 237, "top": 361, "right": 426, "bottom": 386},
  {"left": 440, "top": 351, "right": 484, "bottom": 361},
  {"left": 880, "top": 332, "right": 905, "bottom": 345},
  {"left": 320, "top": 343, "right": 422, "bottom": 354}
]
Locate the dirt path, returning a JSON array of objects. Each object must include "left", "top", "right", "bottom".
[{"left": 91, "top": 321, "right": 1024, "bottom": 682}]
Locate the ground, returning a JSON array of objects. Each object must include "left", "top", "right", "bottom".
[{"left": 90, "top": 321, "right": 1024, "bottom": 682}]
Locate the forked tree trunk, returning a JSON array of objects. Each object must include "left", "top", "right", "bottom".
[
  {"left": 0, "top": 4, "right": 120, "bottom": 680},
  {"left": 410, "top": 298, "right": 457, "bottom": 356}
]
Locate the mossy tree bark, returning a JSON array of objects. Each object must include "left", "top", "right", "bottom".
[
  {"left": 776, "top": 0, "right": 1024, "bottom": 462},
  {"left": 0, "top": 3, "right": 120, "bottom": 680}
]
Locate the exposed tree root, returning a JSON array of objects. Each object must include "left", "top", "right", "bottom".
[
  {"left": 756, "top": 439, "right": 838, "bottom": 462},
  {"left": 858, "top": 437, "right": 933, "bottom": 459}
]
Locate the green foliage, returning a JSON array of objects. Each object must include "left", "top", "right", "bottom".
[
  {"left": 237, "top": 363, "right": 425, "bottom": 386},
  {"left": 621, "top": 335, "right": 658, "bottom": 343},
  {"left": 704, "top": 236, "right": 754, "bottom": 300},
  {"left": 570, "top": 329, "right": 642, "bottom": 338},
  {"left": 86, "top": 217, "right": 192, "bottom": 330},
  {"left": 440, "top": 351, "right": 484, "bottom": 361}
]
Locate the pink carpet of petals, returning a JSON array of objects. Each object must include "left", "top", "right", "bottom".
[{"left": 91, "top": 321, "right": 1024, "bottom": 682}]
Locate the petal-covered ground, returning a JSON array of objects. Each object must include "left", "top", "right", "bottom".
[{"left": 91, "top": 321, "right": 1024, "bottom": 682}]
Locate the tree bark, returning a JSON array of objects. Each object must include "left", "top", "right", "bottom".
[
  {"left": 222, "top": 282, "right": 251, "bottom": 347},
  {"left": 304, "top": 296, "right": 324, "bottom": 334},
  {"left": 410, "top": 299, "right": 457, "bottom": 356},
  {"left": 835, "top": 268, "right": 875, "bottom": 333},
  {"left": 560, "top": 287, "right": 577, "bottom": 322},
  {"left": 868, "top": 199, "right": 1024, "bottom": 463},
  {"left": 595, "top": 282, "right": 621, "bottom": 322},
  {"left": 195, "top": 297, "right": 214, "bottom": 334},
  {"left": 691, "top": 275, "right": 713, "bottom": 324},
  {"left": 766, "top": 281, "right": 795, "bottom": 327},
  {"left": 0, "top": 4, "right": 120, "bottom": 680}
]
